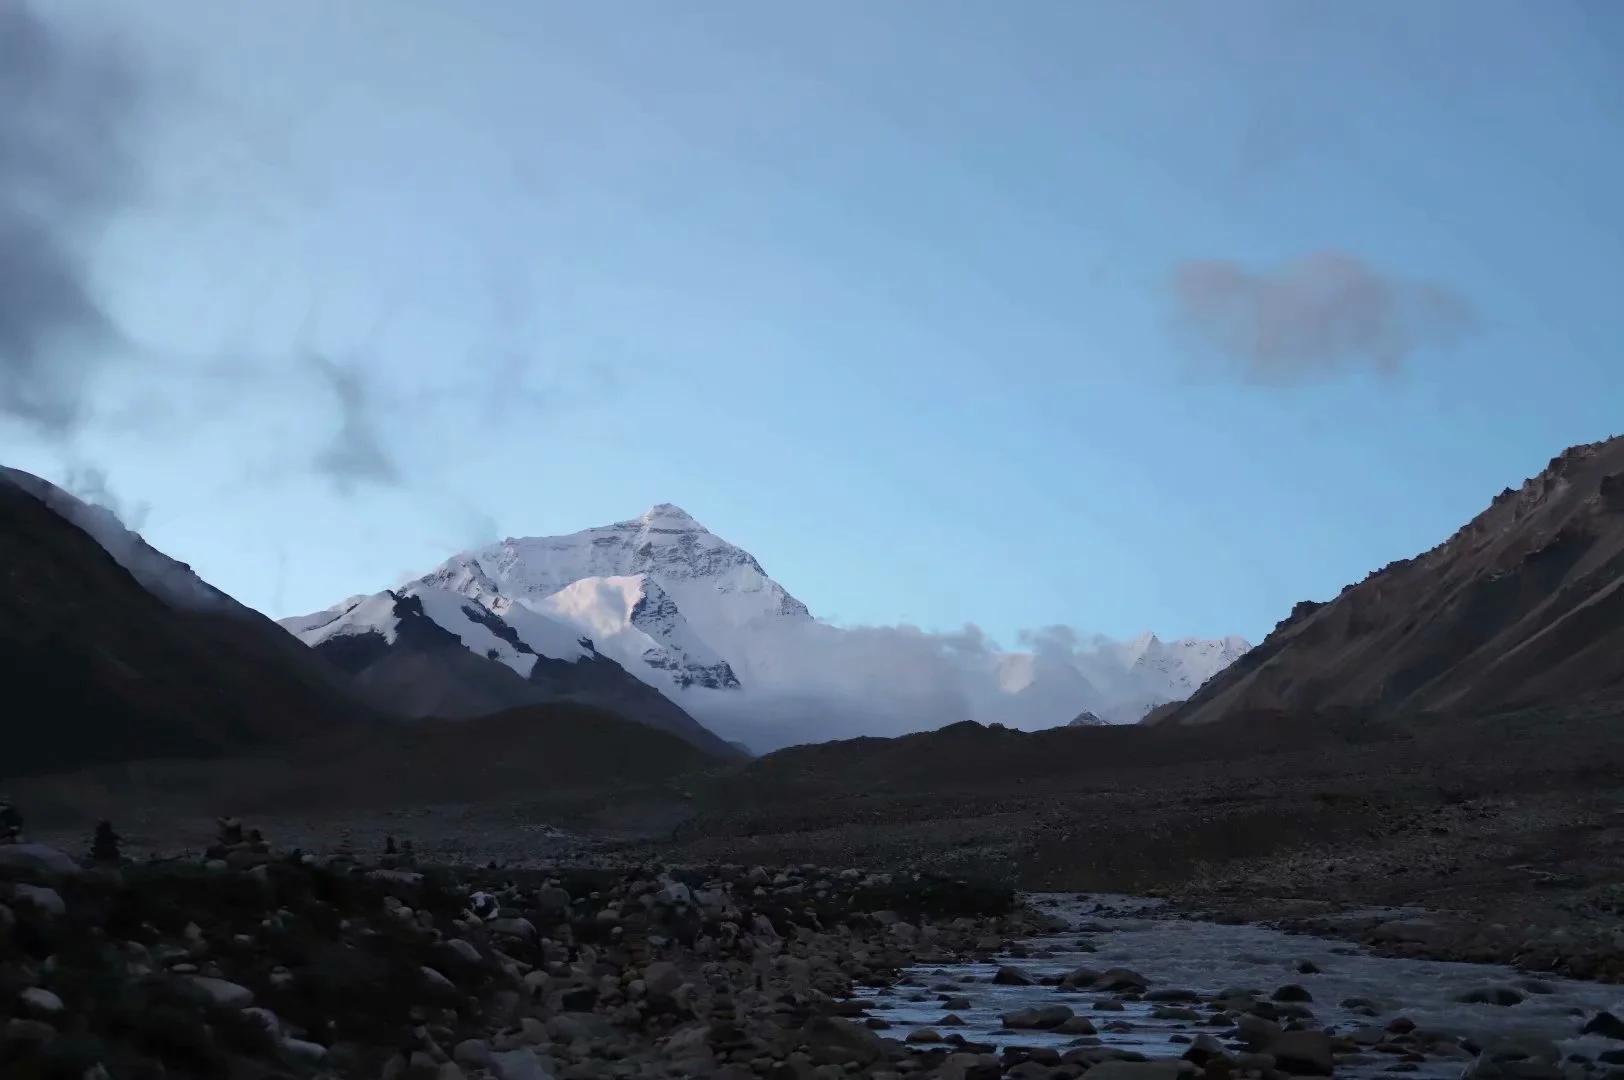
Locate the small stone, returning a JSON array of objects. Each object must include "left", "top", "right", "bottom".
[
  {"left": 421, "top": 966, "right": 457, "bottom": 994},
  {"left": 17, "top": 987, "right": 64, "bottom": 1015},
  {"left": 282, "top": 1038, "right": 328, "bottom": 1064},
  {"left": 454, "top": 1040, "right": 495, "bottom": 1068},
  {"left": 187, "top": 975, "right": 254, "bottom": 1009}
]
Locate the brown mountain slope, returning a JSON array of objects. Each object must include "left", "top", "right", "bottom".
[
  {"left": 1163, "top": 435, "right": 1624, "bottom": 726},
  {"left": 0, "top": 475, "right": 371, "bottom": 777}
]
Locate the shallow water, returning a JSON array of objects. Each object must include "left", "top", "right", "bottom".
[{"left": 858, "top": 894, "right": 1624, "bottom": 1077}]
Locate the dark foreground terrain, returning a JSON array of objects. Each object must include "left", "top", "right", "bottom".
[
  {"left": 6, "top": 828, "right": 1624, "bottom": 1080},
  {"left": 15, "top": 695, "right": 1624, "bottom": 986}
]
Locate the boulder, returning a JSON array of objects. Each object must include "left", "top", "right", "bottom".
[
  {"left": 1000, "top": 1004, "right": 1074, "bottom": 1029},
  {"left": 489, "top": 918, "right": 537, "bottom": 941},
  {"left": 1081, "top": 1062, "right": 1186, "bottom": 1080},
  {"left": 1235, "top": 1013, "right": 1282, "bottom": 1050},
  {"left": 1271, "top": 1031, "right": 1333, "bottom": 1076},
  {"left": 490, "top": 1048, "right": 555, "bottom": 1080},
  {"left": 994, "top": 966, "right": 1035, "bottom": 986},
  {"left": 11, "top": 884, "right": 65, "bottom": 917},
  {"left": 1583, "top": 1013, "right": 1624, "bottom": 1040},
  {"left": 642, "top": 961, "right": 684, "bottom": 998},
  {"left": 803, "top": 1016, "right": 889, "bottom": 1065},
  {"left": 1094, "top": 968, "right": 1149, "bottom": 992},
  {"left": 0, "top": 844, "right": 82, "bottom": 878},
  {"left": 1272, "top": 984, "right": 1313, "bottom": 1002}
]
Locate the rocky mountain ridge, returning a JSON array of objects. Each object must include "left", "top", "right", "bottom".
[{"left": 1161, "top": 436, "right": 1624, "bottom": 726}]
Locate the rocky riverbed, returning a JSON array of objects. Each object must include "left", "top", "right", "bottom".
[
  {"left": 860, "top": 894, "right": 1624, "bottom": 1080},
  {"left": 5, "top": 833, "right": 1624, "bottom": 1080}
]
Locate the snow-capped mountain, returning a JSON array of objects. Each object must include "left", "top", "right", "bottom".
[
  {"left": 419, "top": 503, "right": 806, "bottom": 693},
  {"left": 281, "top": 580, "right": 737, "bottom": 756},
  {"left": 1123, "top": 631, "right": 1253, "bottom": 699},
  {"left": 296, "top": 501, "right": 1250, "bottom": 751}
]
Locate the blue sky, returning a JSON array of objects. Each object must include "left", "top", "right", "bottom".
[{"left": 5, "top": 1, "right": 1622, "bottom": 646}]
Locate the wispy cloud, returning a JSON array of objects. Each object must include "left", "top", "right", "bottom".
[
  {"left": 308, "top": 355, "right": 402, "bottom": 493},
  {"left": 0, "top": 4, "right": 142, "bottom": 433},
  {"left": 1170, "top": 251, "right": 1474, "bottom": 384},
  {"left": 62, "top": 463, "right": 150, "bottom": 531}
]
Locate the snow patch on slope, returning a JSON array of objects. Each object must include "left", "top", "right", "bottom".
[
  {"left": 282, "top": 592, "right": 401, "bottom": 647},
  {"left": 280, "top": 583, "right": 594, "bottom": 676},
  {"left": 530, "top": 575, "right": 740, "bottom": 689}
]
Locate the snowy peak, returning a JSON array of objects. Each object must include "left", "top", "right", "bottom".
[
  {"left": 417, "top": 502, "right": 812, "bottom": 695},
  {"left": 1127, "top": 633, "right": 1253, "bottom": 701},
  {"left": 638, "top": 502, "right": 699, "bottom": 529}
]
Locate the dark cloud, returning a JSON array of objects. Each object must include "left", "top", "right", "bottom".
[
  {"left": 1170, "top": 251, "right": 1474, "bottom": 384},
  {"left": 0, "top": 5, "right": 141, "bottom": 433},
  {"left": 309, "top": 355, "right": 401, "bottom": 492}
]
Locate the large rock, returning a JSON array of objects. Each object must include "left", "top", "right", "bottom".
[
  {"left": 488, "top": 917, "right": 537, "bottom": 941},
  {"left": 10, "top": 884, "right": 64, "bottom": 917},
  {"left": 642, "top": 961, "right": 684, "bottom": 997},
  {"left": 1235, "top": 1013, "right": 1282, "bottom": 1050},
  {"left": 1093, "top": 967, "right": 1150, "bottom": 992},
  {"left": 993, "top": 965, "right": 1035, "bottom": 985},
  {"left": 803, "top": 1016, "right": 889, "bottom": 1065},
  {"left": 0, "top": 844, "right": 82, "bottom": 878},
  {"left": 490, "top": 1048, "right": 555, "bottom": 1080},
  {"left": 1582, "top": 1012, "right": 1624, "bottom": 1040},
  {"left": 1000, "top": 1004, "right": 1074, "bottom": 1029},
  {"left": 1271, "top": 1031, "right": 1333, "bottom": 1076},
  {"left": 1081, "top": 1062, "right": 1187, "bottom": 1080}
]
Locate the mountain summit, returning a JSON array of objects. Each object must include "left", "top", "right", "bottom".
[{"left": 418, "top": 505, "right": 811, "bottom": 691}]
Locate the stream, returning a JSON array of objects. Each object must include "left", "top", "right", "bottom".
[{"left": 858, "top": 894, "right": 1624, "bottom": 1078}]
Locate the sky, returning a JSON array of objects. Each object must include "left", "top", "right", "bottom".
[{"left": 5, "top": 0, "right": 1623, "bottom": 648}]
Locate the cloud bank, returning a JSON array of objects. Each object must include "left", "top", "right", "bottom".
[
  {"left": 681, "top": 619, "right": 1241, "bottom": 752},
  {"left": 1170, "top": 251, "right": 1474, "bottom": 384}
]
